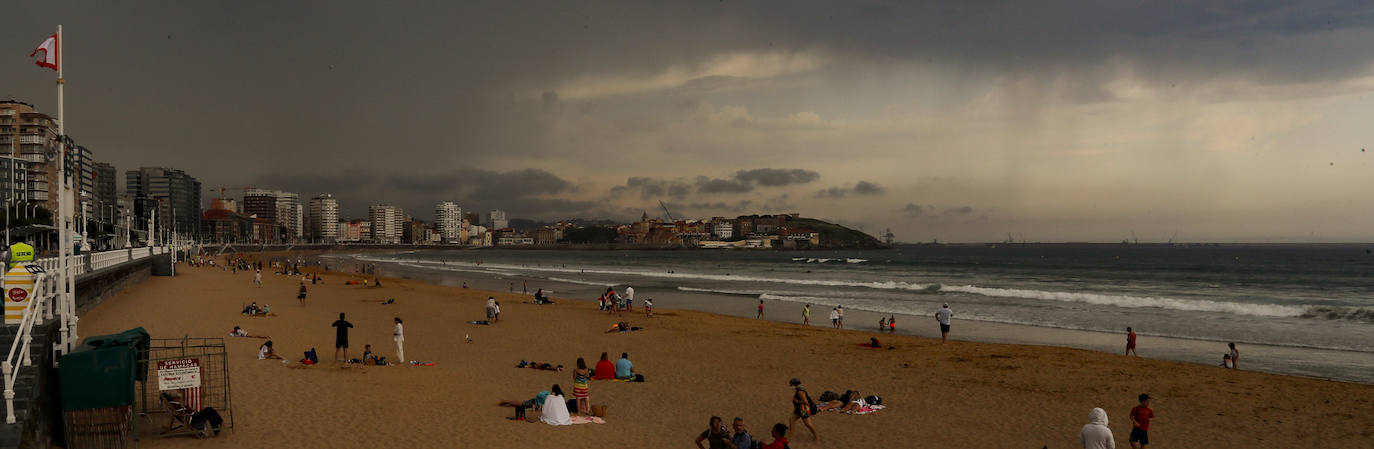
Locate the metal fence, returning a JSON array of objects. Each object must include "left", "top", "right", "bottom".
[{"left": 135, "top": 337, "right": 234, "bottom": 436}]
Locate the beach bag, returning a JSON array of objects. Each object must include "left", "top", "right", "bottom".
[
  {"left": 865, "top": 395, "right": 882, "bottom": 406},
  {"left": 567, "top": 399, "right": 578, "bottom": 413},
  {"left": 191, "top": 407, "right": 223, "bottom": 435},
  {"left": 591, "top": 405, "right": 607, "bottom": 417},
  {"left": 633, "top": 374, "right": 645, "bottom": 382},
  {"left": 304, "top": 348, "right": 318, "bottom": 364}
]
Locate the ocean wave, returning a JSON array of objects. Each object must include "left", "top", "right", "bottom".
[
  {"left": 546, "top": 277, "right": 618, "bottom": 287},
  {"left": 1300, "top": 306, "right": 1374, "bottom": 323},
  {"left": 790, "top": 257, "right": 868, "bottom": 264},
  {"left": 939, "top": 284, "right": 1307, "bottom": 318},
  {"left": 677, "top": 287, "right": 764, "bottom": 297}
]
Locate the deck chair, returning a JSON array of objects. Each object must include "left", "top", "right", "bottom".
[{"left": 159, "top": 392, "right": 211, "bottom": 438}]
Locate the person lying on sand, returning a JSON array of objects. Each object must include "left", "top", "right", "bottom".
[
  {"left": 229, "top": 326, "right": 269, "bottom": 339},
  {"left": 605, "top": 322, "right": 643, "bottom": 333},
  {"left": 499, "top": 390, "right": 551, "bottom": 421}
]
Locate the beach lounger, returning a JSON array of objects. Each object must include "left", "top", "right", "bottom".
[{"left": 158, "top": 392, "right": 211, "bottom": 439}]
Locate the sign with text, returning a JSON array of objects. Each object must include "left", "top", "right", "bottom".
[{"left": 156, "top": 358, "right": 201, "bottom": 391}]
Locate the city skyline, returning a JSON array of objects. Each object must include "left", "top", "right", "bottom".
[{"left": 4, "top": 2, "right": 1374, "bottom": 242}]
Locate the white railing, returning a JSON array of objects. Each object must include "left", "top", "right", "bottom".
[
  {"left": 3, "top": 273, "right": 50, "bottom": 424},
  {"left": 3, "top": 245, "right": 172, "bottom": 423}
]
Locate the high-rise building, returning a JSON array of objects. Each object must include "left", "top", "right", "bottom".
[
  {"left": 274, "top": 191, "right": 301, "bottom": 240},
  {"left": 309, "top": 194, "right": 339, "bottom": 242},
  {"left": 487, "top": 209, "right": 508, "bottom": 229},
  {"left": 0, "top": 156, "right": 30, "bottom": 205},
  {"left": 71, "top": 144, "right": 94, "bottom": 222},
  {"left": 0, "top": 101, "right": 58, "bottom": 209},
  {"left": 368, "top": 204, "right": 403, "bottom": 244},
  {"left": 126, "top": 166, "right": 202, "bottom": 238},
  {"left": 242, "top": 189, "right": 278, "bottom": 225},
  {"left": 93, "top": 162, "right": 117, "bottom": 223},
  {"left": 434, "top": 201, "right": 462, "bottom": 244}
]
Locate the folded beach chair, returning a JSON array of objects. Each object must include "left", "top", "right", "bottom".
[{"left": 158, "top": 392, "right": 211, "bottom": 439}]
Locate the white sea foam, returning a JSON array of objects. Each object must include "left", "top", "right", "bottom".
[{"left": 939, "top": 284, "right": 1307, "bottom": 318}]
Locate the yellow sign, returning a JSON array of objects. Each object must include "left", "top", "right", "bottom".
[
  {"left": 8, "top": 242, "right": 34, "bottom": 269},
  {"left": 4, "top": 264, "right": 34, "bottom": 324}
]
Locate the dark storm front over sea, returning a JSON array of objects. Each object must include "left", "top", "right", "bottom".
[{"left": 332, "top": 244, "right": 1374, "bottom": 383}]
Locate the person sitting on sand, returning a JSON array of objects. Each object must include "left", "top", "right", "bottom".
[
  {"left": 695, "top": 416, "right": 731, "bottom": 449},
  {"left": 615, "top": 352, "right": 634, "bottom": 379},
  {"left": 868, "top": 337, "right": 882, "bottom": 348},
  {"left": 1080, "top": 407, "right": 1114, "bottom": 449},
  {"left": 760, "top": 423, "right": 789, "bottom": 449},
  {"left": 594, "top": 352, "right": 615, "bottom": 380},
  {"left": 540, "top": 385, "right": 572, "bottom": 425},
  {"left": 258, "top": 341, "right": 283, "bottom": 360},
  {"left": 242, "top": 302, "right": 262, "bottom": 316}
]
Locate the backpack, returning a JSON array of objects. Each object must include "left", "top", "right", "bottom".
[{"left": 865, "top": 395, "right": 882, "bottom": 406}]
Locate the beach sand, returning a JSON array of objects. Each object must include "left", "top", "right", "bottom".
[{"left": 77, "top": 257, "right": 1374, "bottom": 448}]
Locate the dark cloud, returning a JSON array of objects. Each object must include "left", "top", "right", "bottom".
[
  {"left": 943, "top": 206, "right": 975, "bottom": 216},
  {"left": 734, "top": 168, "right": 820, "bottom": 187},
  {"left": 902, "top": 203, "right": 932, "bottom": 217},
  {"left": 816, "top": 181, "right": 885, "bottom": 198},
  {"left": 695, "top": 176, "right": 755, "bottom": 194}
]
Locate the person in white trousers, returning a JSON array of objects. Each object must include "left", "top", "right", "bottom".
[{"left": 393, "top": 317, "right": 405, "bottom": 363}]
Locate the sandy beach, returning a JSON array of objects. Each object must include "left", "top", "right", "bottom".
[{"left": 77, "top": 255, "right": 1374, "bottom": 448}]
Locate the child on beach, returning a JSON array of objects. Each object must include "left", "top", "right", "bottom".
[
  {"left": 803, "top": 304, "right": 810, "bottom": 325},
  {"left": 1228, "top": 342, "right": 1239, "bottom": 369},
  {"left": 888, "top": 315, "right": 896, "bottom": 333},
  {"left": 1126, "top": 327, "right": 1138, "bottom": 356},
  {"left": 1129, "top": 394, "right": 1155, "bottom": 449},
  {"left": 1221, "top": 354, "right": 1234, "bottom": 369},
  {"left": 573, "top": 358, "right": 591, "bottom": 415},
  {"left": 644, "top": 298, "right": 653, "bottom": 317},
  {"left": 879, "top": 316, "right": 886, "bottom": 330},
  {"left": 757, "top": 299, "right": 765, "bottom": 319}
]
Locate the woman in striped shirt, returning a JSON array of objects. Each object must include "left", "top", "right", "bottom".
[{"left": 572, "top": 357, "right": 591, "bottom": 414}]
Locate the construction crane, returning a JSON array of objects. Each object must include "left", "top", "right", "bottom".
[
  {"left": 658, "top": 200, "right": 675, "bottom": 221},
  {"left": 214, "top": 186, "right": 256, "bottom": 200}
]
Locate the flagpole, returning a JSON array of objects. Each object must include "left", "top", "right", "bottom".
[{"left": 53, "top": 24, "right": 76, "bottom": 355}]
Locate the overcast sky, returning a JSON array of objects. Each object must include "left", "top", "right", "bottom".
[{"left": 4, "top": 1, "right": 1374, "bottom": 242}]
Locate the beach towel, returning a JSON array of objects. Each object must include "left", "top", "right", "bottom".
[
  {"left": 467, "top": 320, "right": 490, "bottom": 325},
  {"left": 540, "top": 394, "right": 572, "bottom": 425},
  {"left": 824, "top": 404, "right": 886, "bottom": 415},
  {"left": 568, "top": 416, "right": 605, "bottom": 424}
]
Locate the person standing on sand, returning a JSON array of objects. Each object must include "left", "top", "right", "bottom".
[
  {"left": 1080, "top": 407, "right": 1115, "bottom": 449},
  {"left": 787, "top": 378, "right": 819, "bottom": 441},
  {"left": 393, "top": 317, "right": 405, "bottom": 363},
  {"left": 624, "top": 285, "right": 634, "bottom": 311},
  {"left": 757, "top": 299, "right": 765, "bottom": 319},
  {"left": 297, "top": 282, "right": 308, "bottom": 305},
  {"left": 829, "top": 307, "right": 840, "bottom": 329},
  {"left": 1228, "top": 342, "right": 1239, "bottom": 369},
  {"left": 888, "top": 315, "right": 896, "bottom": 333},
  {"left": 1129, "top": 394, "right": 1155, "bottom": 449},
  {"left": 572, "top": 358, "right": 591, "bottom": 415},
  {"left": 645, "top": 298, "right": 654, "bottom": 317},
  {"left": 802, "top": 304, "right": 810, "bottom": 325},
  {"left": 254, "top": 269, "right": 262, "bottom": 287},
  {"left": 935, "top": 303, "right": 953, "bottom": 343},
  {"left": 331, "top": 313, "right": 354, "bottom": 361},
  {"left": 879, "top": 316, "right": 887, "bottom": 330},
  {"left": 523, "top": 280, "right": 527, "bottom": 294},
  {"left": 694, "top": 416, "right": 730, "bottom": 449},
  {"left": 837, "top": 306, "right": 845, "bottom": 328},
  {"left": 1126, "top": 327, "right": 1138, "bottom": 356}
]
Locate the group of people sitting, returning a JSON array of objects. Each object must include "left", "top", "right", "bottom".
[
  {"left": 532, "top": 289, "right": 555, "bottom": 305},
  {"left": 592, "top": 352, "right": 640, "bottom": 381},
  {"left": 815, "top": 389, "right": 884, "bottom": 414},
  {"left": 240, "top": 302, "right": 271, "bottom": 316},
  {"left": 696, "top": 416, "right": 790, "bottom": 449}
]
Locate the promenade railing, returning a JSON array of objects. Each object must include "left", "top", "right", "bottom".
[{"left": 2, "top": 272, "right": 52, "bottom": 424}]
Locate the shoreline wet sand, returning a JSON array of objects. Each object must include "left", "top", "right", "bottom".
[{"left": 79, "top": 255, "right": 1374, "bottom": 448}]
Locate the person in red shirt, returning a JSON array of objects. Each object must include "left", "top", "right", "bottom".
[
  {"left": 1126, "top": 327, "right": 1138, "bottom": 356},
  {"left": 757, "top": 300, "right": 765, "bottom": 319},
  {"left": 1129, "top": 393, "right": 1155, "bottom": 448},
  {"left": 760, "top": 423, "right": 789, "bottom": 449},
  {"left": 594, "top": 352, "right": 616, "bottom": 380}
]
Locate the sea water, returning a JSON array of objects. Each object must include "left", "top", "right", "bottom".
[{"left": 335, "top": 244, "right": 1374, "bottom": 382}]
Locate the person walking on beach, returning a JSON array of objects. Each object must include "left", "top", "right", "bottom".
[
  {"left": 935, "top": 303, "right": 953, "bottom": 343},
  {"left": 802, "top": 304, "right": 810, "bottom": 325},
  {"left": 1080, "top": 407, "right": 1115, "bottom": 449},
  {"left": 888, "top": 314, "right": 896, "bottom": 333},
  {"left": 757, "top": 299, "right": 765, "bottom": 319},
  {"left": 331, "top": 313, "right": 354, "bottom": 361},
  {"left": 829, "top": 307, "right": 840, "bottom": 329},
  {"left": 624, "top": 285, "right": 634, "bottom": 311},
  {"left": 254, "top": 269, "right": 262, "bottom": 287},
  {"left": 787, "top": 378, "right": 820, "bottom": 441},
  {"left": 522, "top": 280, "right": 527, "bottom": 294},
  {"left": 297, "top": 282, "right": 308, "bottom": 305},
  {"left": 393, "top": 317, "right": 405, "bottom": 363},
  {"left": 837, "top": 306, "right": 845, "bottom": 328},
  {"left": 1228, "top": 342, "right": 1239, "bottom": 369},
  {"left": 1128, "top": 394, "right": 1155, "bottom": 449},
  {"left": 1126, "top": 327, "right": 1138, "bottom": 356}
]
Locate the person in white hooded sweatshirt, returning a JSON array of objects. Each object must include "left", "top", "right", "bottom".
[{"left": 1081, "top": 407, "right": 1116, "bottom": 449}]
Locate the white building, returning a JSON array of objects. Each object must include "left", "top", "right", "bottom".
[
  {"left": 369, "top": 204, "right": 404, "bottom": 244},
  {"left": 309, "top": 194, "right": 339, "bottom": 242},
  {"left": 434, "top": 201, "right": 462, "bottom": 244},
  {"left": 487, "top": 209, "right": 508, "bottom": 229},
  {"left": 712, "top": 222, "right": 734, "bottom": 239}
]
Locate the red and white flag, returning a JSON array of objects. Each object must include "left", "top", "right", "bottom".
[{"left": 30, "top": 33, "right": 58, "bottom": 71}]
